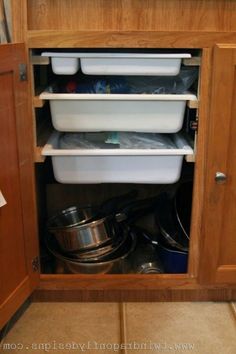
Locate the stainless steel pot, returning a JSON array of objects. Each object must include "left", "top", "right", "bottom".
[
  {"left": 137, "top": 262, "right": 163, "bottom": 274},
  {"left": 48, "top": 214, "right": 121, "bottom": 252},
  {"left": 68, "top": 231, "right": 128, "bottom": 262},
  {"left": 47, "top": 191, "right": 138, "bottom": 253},
  {"left": 48, "top": 206, "right": 95, "bottom": 229},
  {"left": 47, "top": 231, "right": 136, "bottom": 274},
  {"left": 69, "top": 241, "right": 115, "bottom": 260}
]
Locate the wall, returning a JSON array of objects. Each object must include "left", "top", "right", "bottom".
[{"left": 0, "top": 0, "right": 12, "bottom": 43}]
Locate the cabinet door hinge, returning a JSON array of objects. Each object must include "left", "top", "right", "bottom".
[
  {"left": 190, "top": 120, "right": 198, "bottom": 132},
  {"left": 32, "top": 256, "right": 40, "bottom": 272},
  {"left": 19, "top": 63, "right": 27, "bottom": 81}
]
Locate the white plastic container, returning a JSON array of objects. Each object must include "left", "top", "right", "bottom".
[
  {"left": 42, "top": 52, "right": 191, "bottom": 76},
  {"left": 40, "top": 92, "right": 197, "bottom": 133},
  {"left": 42, "top": 132, "right": 193, "bottom": 184},
  {"left": 51, "top": 57, "right": 80, "bottom": 75}
]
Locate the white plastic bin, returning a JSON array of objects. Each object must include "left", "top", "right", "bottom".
[
  {"left": 42, "top": 52, "right": 191, "bottom": 76},
  {"left": 42, "top": 132, "right": 193, "bottom": 184},
  {"left": 40, "top": 92, "right": 197, "bottom": 133}
]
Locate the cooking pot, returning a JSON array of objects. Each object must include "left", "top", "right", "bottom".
[
  {"left": 68, "top": 228, "right": 129, "bottom": 262},
  {"left": 137, "top": 262, "right": 163, "bottom": 274},
  {"left": 68, "top": 239, "right": 116, "bottom": 260},
  {"left": 48, "top": 214, "right": 122, "bottom": 253},
  {"left": 127, "top": 226, "right": 163, "bottom": 274},
  {"left": 46, "top": 229, "right": 136, "bottom": 274},
  {"left": 47, "top": 190, "right": 138, "bottom": 253},
  {"left": 48, "top": 205, "right": 96, "bottom": 228}
]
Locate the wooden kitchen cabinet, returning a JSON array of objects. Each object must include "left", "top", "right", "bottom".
[
  {"left": 1, "top": 0, "right": 236, "bottom": 329},
  {"left": 0, "top": 44, "right": 39, "bottom": 329},
  {"left": 199, "top": 45, "right": 236, "bottom": 285}
]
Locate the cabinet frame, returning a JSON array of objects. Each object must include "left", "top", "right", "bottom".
[
  {"left": 28, "top": 48, "right": 211, "bottom": 297},
  {"left": 7, "top": 0, "right": 236, "bottom": 303}
]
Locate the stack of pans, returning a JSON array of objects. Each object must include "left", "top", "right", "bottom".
[{"left": 46, "top": 193, "right": 138, "bottom": 274}]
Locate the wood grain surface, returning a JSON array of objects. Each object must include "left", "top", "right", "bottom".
[
  {"left": 27, "top": 30, "right": 236, "bottom": 48},
  {"left": 199, "top": 45, "right": 236, "bottom": 285},
  {"left": 0, "top": 44, "right": 39, "bottom": 329},
  {"left": 27, "top": 0, "right": 236, "bottom": 32}
]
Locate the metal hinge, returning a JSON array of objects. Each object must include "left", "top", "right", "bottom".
[
  {"left": 32, "top": 256, "right": 40, "bottom": 272},
  {"left": 189, "top": 120, "right": 198, "bottom": 132},
  {"left": 19, "top": 63, "right": 27, "bottom": 81}
]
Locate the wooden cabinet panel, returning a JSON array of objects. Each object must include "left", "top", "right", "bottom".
[
  {"left": 0, "top": 71, "right": 27, "bottom": 304},
  {"left": 27, "top": 0, "right": 236, "bottom": 32},
  {"left": 0, "top": 44, "right": 39, "bottom": 329},
  {"left": 200, "top": 44, "right": 236, "bottom": 284}
]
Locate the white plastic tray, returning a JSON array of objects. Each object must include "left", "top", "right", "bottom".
[
  {"left": 42, "top": 52, "right": 191, "bottom": 76},
  {"left": 42, "top": 132, "right": 193, "bottom": 184},
  {"left": 40, "top": 92, "right": 197, "bottom": 133}
]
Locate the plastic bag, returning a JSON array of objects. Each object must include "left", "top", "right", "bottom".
[
  {"left": 119, "top": 133, "right": 176, "bottom": 149},
  {"left": 59, "top": 132, "right": 119, "bottom": 149},
  {"left": 59, "top": 132, "right": 176, "bottom": 150},
  {"left": 127, "top": 67, "right": 198, "bottom": 94},
  {"left": 64, "top": 77, "right": 130, "bottom": 94}
]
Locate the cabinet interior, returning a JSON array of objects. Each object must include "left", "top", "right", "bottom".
[{"left": 32, "top": 48, "right": 202, "bottom": 279}]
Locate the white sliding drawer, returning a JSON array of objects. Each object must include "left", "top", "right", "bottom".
[
  {"left": 42, "top": 132, "right": 193, "bottom": 184},
  {"left": 40, "top": 92, "right": 197, "bottom": 133},
  {"left": 42, "top": 52, "right": 191, "bottom": 76}
]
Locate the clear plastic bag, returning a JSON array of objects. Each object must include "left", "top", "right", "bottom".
[
  {"left": 63, "top": 76, "right": 130, "bottom": 94},
  {"left": 119, "top": 133, "right": 176, "bottom": 149},
  {"left": 59, "top": 132, "right": 176, "bottom": 150},
  {"left": 59, "top": 133, "right": 97, "bottom": 149},
  {"left": 127, "top": 67, "right": 198, "bottom": 94},
  {"left": 59, "top": 132, "right": 119, "bottom": 149}
]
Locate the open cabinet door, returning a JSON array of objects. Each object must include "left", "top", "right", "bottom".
[
  {"left": 0, "top": 44, "right": 39, "bottom": 329},
  {"left": 199, "top": 45, "right": 236, "bottom": 285}
]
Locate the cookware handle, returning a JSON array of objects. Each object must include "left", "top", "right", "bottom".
[
  {"left": 115, "top": 196, "right": 159, "bottom": 224},
  {"left": 131, "top": 225, "right": 159, "bottom": 246},
  {"left": 99, "top": 189, "right": 138, "bottom": 216}
]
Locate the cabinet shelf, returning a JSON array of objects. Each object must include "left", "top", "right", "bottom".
[
  {"left": 34, "top": 146, "right": 45, "bottom": 163},
  {"left": 183, "top": 57, "right": 201, "bottom": 66},
  {"left": 33, "top": 95, "right": 45, "bottom": 108},
  {"left": 31, "top": 55, "right": 50, "bottom": 65},
  {"left": 187, "top": 99, "right": 199, "bottom": 109},
  {"left": 27, "top": 30, "right": 236, "bottom": 49}
]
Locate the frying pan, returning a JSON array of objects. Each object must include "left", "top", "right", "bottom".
[
  {"left": 174, "top": 180, "right": 193, "bottom": 240},
  {"left": 155, "top": 193, "right": 189, "bottom": 251}
]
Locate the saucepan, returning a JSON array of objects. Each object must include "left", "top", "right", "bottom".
[
  {"left": 46, "top": 227, "right": 136, "bottom": 274},
  {"left": 48, "top": 214, "right": 122, "bottom": 253},
  {"left": 47, "top": 205, "right": 96, "bottom": 229},
  {"left": 68, "top": 228, "right": 129, "bottom": 262},
  {"left": 47, "top": 190, "right": 138, "bottom": 253}
]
